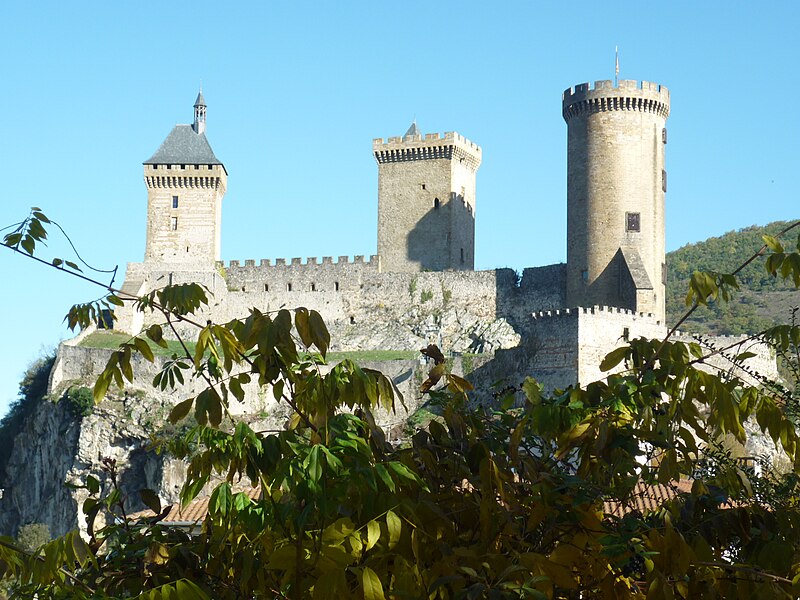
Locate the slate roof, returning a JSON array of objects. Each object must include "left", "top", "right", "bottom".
[
  {"left": 194, "top": 90, "right": 206, "bottom": 107},
  {"left": 404, "top": 121, "right": 420, "bottom": 138},
  {"left": 144, "top": 124, "right": 225, "bottom": 171}
]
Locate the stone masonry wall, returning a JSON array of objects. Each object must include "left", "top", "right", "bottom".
[{"left": 144, "top": 164, "right": 227, "bottom": 265}]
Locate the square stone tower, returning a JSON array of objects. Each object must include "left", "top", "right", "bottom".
[
  {"left": 142, "top": 91, "right": 227, "bottom": 266},
  {"left": 374, "top": 125, "right": 482, "bottom": 273}
]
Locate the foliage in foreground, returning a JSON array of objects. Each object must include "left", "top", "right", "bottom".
[{"left": 1, "top": 211, "right": 800, "bottom": 598}]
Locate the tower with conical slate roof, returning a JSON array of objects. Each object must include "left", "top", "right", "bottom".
[
  {"left": 373, "top": 123, "right": 482, "bottom": 273},
  {"left": 142, "top": 91, "right": 227, "bottom": 265}
]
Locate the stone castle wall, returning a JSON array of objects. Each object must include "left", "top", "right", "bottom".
[{"left": 116, "top": 258, "right": 569, "bottom": 356}]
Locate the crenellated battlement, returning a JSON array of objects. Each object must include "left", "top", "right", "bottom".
[
  {"left": 562, "top": 80, "right": 670, "bottom": 121},
  {"left": 373, "top": 131, "right": 482, "bottom": 171},
  {"left": 218, "top": 255, "right": 380, "bottom": 270},
  {"left": 532, "top": 305, "right": 656, "bottom": 319}
]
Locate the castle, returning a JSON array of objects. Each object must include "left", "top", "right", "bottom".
[
  {"left": 2, "top": 76, "right": 780, "bottom": 540},
  {"left": 114, "top": 80, "right": 773, "bottom": 391}
]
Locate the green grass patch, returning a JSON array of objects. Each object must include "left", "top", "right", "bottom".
[
  {"left": 79, "top": 333, "right": 416, "bottom": 363},
  {"left": 79, "top": 331, "right": 195, "bottom": 357},
  {"left": 327, "top": 350, "right": 418, "bottom": 362}
]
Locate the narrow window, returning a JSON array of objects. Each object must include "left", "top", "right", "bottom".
[
  {"left": 172, "top": 196, "right": 179, "bottom": 209},
  {"left": 287, "top": 283, "right": 292, "bottom": 292},
  {"left": 208, "top": 164, "right": 213, "bottom": 170},
  {"left": 662, "top": 263, "right": 667, "bottom": 285},
  {"left": 334, "top": 281, "right": 340, "bottom": 291},
  {"left": 662, "top": 128, "right": 667, "bottom": 144},
  {"left": 168, "top": 273, "right": 173, "bottom": 286},
  {"left": 194, "top": 165, "right": 199, "bottom": 170},
  {"left": 311, "top": 283, "right": 316, "bottom": 292},
  {"left": 241, "top": 286, "right": 246, "bottom": 292},
  {"left": 166, "top": 164, "right": 171, "bottom": 170},
  {"left": 626, "top": 212, "right": 640, "bottom": 232},
  {"left": 264, "top": 283, "right": 269, "bottom": 292},
  {"left": 622, "top": 327, "right": 630, "bottom": 341},
  {"left": 434, "top": 198, "right": 440, "bottom": 209},
  {"left": 152, "top": 164, "right": 158, "bottom": 170},
  {"left": 180, "top": 164, "right": 185, "bottom": 169},
  {"left": 421, "top": 183, "right": 426, "bottom": 190},
  {"left": 350, "top": 316, "right": 355, "bottom": 324},
  {"left": 186, "top": 246, "right": 189, "bottom": 252},
  {"left": 581, "top": 269, "right": 589, "bottom": 283},
  {"left": 460, "top": 248, "right": 465, "bottom": 263},
  {"left": 662, "top": 169, "right": 667, "bottom": 192},
  {"left": 170, "top": 216, "right": 178, "bottom": 230}
]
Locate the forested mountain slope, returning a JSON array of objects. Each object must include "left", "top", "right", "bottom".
[{"left": 665, "top": 220, "right": 799, "bottom": 334}]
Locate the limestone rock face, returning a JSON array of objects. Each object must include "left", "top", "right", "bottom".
[
  {"left": 0, "top": 388, "right": 191, "bottom": 538},
  {"left": 0, "top": 342, "right": 429, "bottom": 539}
]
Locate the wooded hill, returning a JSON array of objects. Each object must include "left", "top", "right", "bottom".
[{"left": 665, "top": 220, "right": 799, "bottom": 334}]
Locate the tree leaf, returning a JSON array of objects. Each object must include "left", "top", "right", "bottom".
[
  {"left": 139, "top": 488, "right": 162, "bottom": 514},
  {"left": 361, "top": 566, "right": 386, "bottom": 600},
  {"left": 169, "top": 398, "right": 194, "bottom": 424},
  {"left": 599, "top": 346, "right": 629, "bottom": 372},
  {"left": 386, "top": 510, "right": 401, "bottom": 549}
]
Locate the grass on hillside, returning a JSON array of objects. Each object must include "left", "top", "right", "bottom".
[{"left": 78, "top": 331, "right": 419, "bottom": 362}]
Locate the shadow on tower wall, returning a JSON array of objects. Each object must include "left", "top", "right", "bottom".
[
  {"left": 585, "top": 249, "right": 637, "bottom": 312},
  {"left": 406, "top": 193, "right": 474, "bottom": 271}
]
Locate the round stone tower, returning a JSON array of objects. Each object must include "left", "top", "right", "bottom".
[{"left": 562, "top": 79, "right": 670, "bottom": 322}]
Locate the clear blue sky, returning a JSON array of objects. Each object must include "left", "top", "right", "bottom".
[{"left": 0, "top": 1, "right": 797, "bottom": 417}]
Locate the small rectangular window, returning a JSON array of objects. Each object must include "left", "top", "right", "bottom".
[
  {"left": 622, "top": 327, "right": 630, "bottom": 341},
  {"left": 662, "top": 128, "right": 667, "bottom": 144},
  {"left": 172, "top": 196, "right": 179, "bottom": 209},
  {"left": 170, "top": 216, "right": 178, "bottom": 230},
  {"left": 311, "top": 283, "right": 316, "bottom": 292},
  {"left": 152, "top": 164, "right": 158, "bottom": 170},
  {"left": 421, "top": 183, "right": 426, "bottom": 190},
  {"left": 264, "top": 283, "right": 269, "bottom": 292},
  {"left": 334, "top": 281, "right": 340, "bottom": 291},
  {"left": 208, "top": 164, "right": 213, "bottom": 170},
  {"left": 581, "top": 269, "right": 589, "bottom": 283},
  {"left": 180, "top": 164, "right": 185, "bottom": 169},
  {"left": 460, "top": 248, "right": 465, "bottom": 263},
  {"left": 287, "top": 283, "right": 292, "bottom": 292},
  {"left": 626, "top": 212, "right": 641, "bottom": 232},
  {"left": 662, "top": 169, "right": 667, "bottom": 193},
  {"left": 166, "top": 164, "right": 171, "bottom": 170}
]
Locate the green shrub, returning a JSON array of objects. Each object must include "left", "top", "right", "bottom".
[
  {"left": 64, "top": 386, "right": 94, "bottom": 418},
  {"left": 17, "top": 522, "right": 50, "bottom": 552},
  {"left": 0, "top": 352, "right": 55, "bottom": 486},
  {"left": 420, "top": 290, "right": 433, "bottom": 303}
]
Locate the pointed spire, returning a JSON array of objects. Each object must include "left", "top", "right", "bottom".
[
  {"left": 404, "top": 119, "right": 419, "bottom": 139},
  {"left": 193, "top": 86, "right": 206, "bottom": 134}
]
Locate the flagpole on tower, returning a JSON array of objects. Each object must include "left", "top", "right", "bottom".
[{"left": 615, "top": 46, "right": 619, "bottom": 86}]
